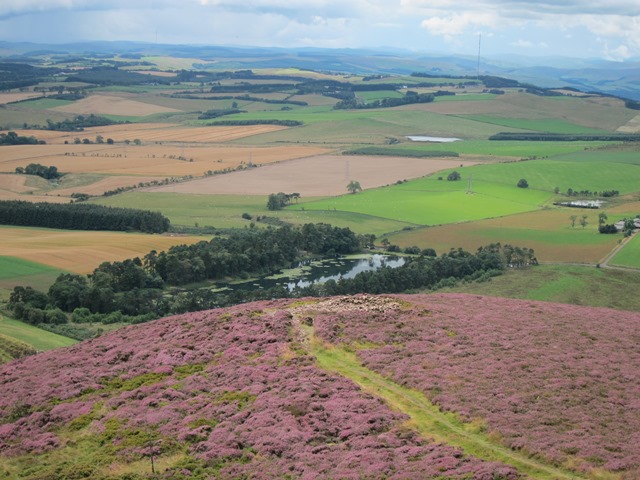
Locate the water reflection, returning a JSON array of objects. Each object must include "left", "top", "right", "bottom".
[{"left": 220, "top": 254, "right": 405, "bottom": 292}]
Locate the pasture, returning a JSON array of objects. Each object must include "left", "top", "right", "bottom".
[
  {"left": 441, "top": 264, "right": 640, "bottom": 311},
  {"left": 0, "top": 316, "right": 76, "bottom": 352},
  {"left": 0, "top": 226, "right": 206, "bottom": 274},
  {"left": 388, "top": 208, "right": 620, "bottom": 263},
  {"left": 609, "top": 234, "right": 640, "bottom": 268},
  {"left": 0, "top": 256, "right": 66, "bottom": 291},
  {"left": 296, "top": 182, "right": 550, "bottom": 225}
]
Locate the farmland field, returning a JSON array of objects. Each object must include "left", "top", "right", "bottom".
[
  {"left": 0, "top": 256, "right": 66, "bottom": 291},
  {"left": 95, "top": 192, "right": 415, "bottom": 234},
  {"left": 296, "top": 173, "right": 553, "bottom": 226},
  {"left": 609, "top": 234, "right": 640, "bottom": 268},
  {"left": 441, "top": 264, "right": 640, "bottom": 311},
  {"left": 148, "top": 154, "right": 479, "bottom": 197},
  {"left": 0, "top": 226, "right": 206, "bottom": 274},
  {"left": 388, "top": 208, "right": 620, "bottom": 263}
]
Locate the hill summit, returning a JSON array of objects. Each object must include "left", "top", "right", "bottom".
[{"left": 1, "top": 293, "right": 638, "bottom": 479}]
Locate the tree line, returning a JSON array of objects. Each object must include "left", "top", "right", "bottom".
[
  {"left": 490, "top": 132, "right": 640, "bottom": 142},
  {"left": 0, "top": 201, "right": 170, "bottom": 233},
  {"left": 0, "top": 131, "right": 44, "bottom": 145},
  {"left": 6, "top": 221, "right": 536, "bottom": 342}
]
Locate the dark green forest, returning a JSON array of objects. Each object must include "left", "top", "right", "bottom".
[{"left": 0, "top": 201, "right": 170, "bottom": 233}]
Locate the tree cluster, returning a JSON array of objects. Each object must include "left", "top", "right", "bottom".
[
  {"left": 15, "top": 163, "right": 61, "bottom": 180},
  {"left": 335, "top": 92, "right": 434, "bottom": 110},
  {"left": 0, "top": 131, "right": 44, "bottom": 145},
  {"left": 266, "top": 192, "right": 300, "bottom": 210},
  {"left": 0, "top": 201, "right": 170, "bottom": 233}
]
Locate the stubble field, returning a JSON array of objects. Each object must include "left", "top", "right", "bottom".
[
  {"left": 0, "top": 226, "right": 206, "bottom": 274},
  {"left": 148, "top": 154, "right": 479, "bottom": 197}
]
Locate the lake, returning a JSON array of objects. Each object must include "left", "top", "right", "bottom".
[{"left": 219, "top": 254, "right": 405, "bottom": 292}]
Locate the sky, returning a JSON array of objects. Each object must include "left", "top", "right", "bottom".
[{"left": 1, "top": 0, "right": 639, "bottom": 61}]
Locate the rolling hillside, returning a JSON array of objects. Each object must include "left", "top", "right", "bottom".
[{"left": 1, "top": 294, "right": 638, "bottom": 479}]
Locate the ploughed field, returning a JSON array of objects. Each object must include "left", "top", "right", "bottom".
[{"left": 1, "top": 294, "right": 637, "bottom": 479}]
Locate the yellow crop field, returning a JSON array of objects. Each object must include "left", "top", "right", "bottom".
[
  {"left": 0, "top": 226, "right": 206, "bottom": 274},
  {"left": 11, "top": 123, "right": 289, "bottom": 145},
  {"left": 0, "top": 92, "right": 42, "bottom": 104},
  {"left": 0, "top": 143, "right": 329, "bottom": 177}
]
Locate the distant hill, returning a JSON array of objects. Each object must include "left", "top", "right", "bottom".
[
  {"left": 1, "top": 293, "right": 637, "bottom": 479},
  {"left": 1, "top": 40, "right": 639, "bottom": 100}
]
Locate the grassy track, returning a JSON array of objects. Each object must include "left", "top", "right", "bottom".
[{"left": 311, "top": 337, "right": 585, "bottom": 480}]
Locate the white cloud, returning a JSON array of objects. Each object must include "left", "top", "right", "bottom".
[{"left": 420, "top": 12, "right": 498, "bottom": 39}]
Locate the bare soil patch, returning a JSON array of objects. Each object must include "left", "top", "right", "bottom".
[
  {"left": 52, "top": 94, "right": 181, "bottom": 116},
  {"left": 147, "top": 154, "right": 477, "bottom": 196},
  {"left": 0, "top": 227, "right": 205, "bottom": 274}
]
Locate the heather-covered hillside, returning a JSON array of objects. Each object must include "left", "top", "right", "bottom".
[{"left": 0, "top": 294, "right": 638, "bottom": 479}]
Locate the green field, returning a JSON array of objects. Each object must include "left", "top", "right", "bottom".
[
  {"left": 435, "top": 159, "right": 640, "bottom": 194},
  {"left": 609, "top": 234, "right": 640, "bottom": 268},
  {"left": 387, "top": 208, "right": 620, "bottom": 264},
  {"left": 295, "top": 181, "right": 551, "bottom": 226},
  {"left": 0, "top": 315, "right": 77, "bottom": 352},
  {"left": 460, "top": 115, "right": 608, "bottom": 134},
  {"left": 0, "top": 257, "right": 66, "bottom": 291},
  {"left": 440, "top": 264, "right": 640, "bottom": 311},
  {"left": 390, "top": 140, "right": 616, "bottom": 157},
  {"left": 14, "top": 97, "right": 74, "bottom": 110},
  {"left": 93, "top": 192, "right": 414, "bottom": 235}
]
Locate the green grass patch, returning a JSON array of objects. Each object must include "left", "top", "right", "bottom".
[
  {"left": 311, "top": 334, "right": 584, "bottom": 479},
  {"left": 442, "top": 159, "right": 640, "bottom": 194},
  {"left": 296, "top": 179, "right": 551, "bottom": 226},
  {"left": 92, "top": 192, "right": 414, "bottom": 235},
  {"left": 440, "top": 264, "right": 640, "bottom": 311},
  {"left": 0, "top": 257, "right": 66, "bottom": 291},
  {"left": 461, "top": 115, "right": 608, "bottom": 134},
  {"left": 397, "top": 140, "right": 616, "bottom": 157},
  {"left": 14, "top": 97, "right": 75, "bottom": 110},
  {"left": 609, "top": 234, "right": 640, "bottom": 268},
  {"left": 356, "top": 90, "right": 404, "bottom": 102},
  {"left": 0, "top": 315, "right": 77, "bottom": 352}
]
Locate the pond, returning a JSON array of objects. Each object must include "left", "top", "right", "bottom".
[
  {"left": 218, "top": 254, "right": 405, "bottom": 293},
  {"left": 406, "top": 135, "right": 462, "bottom": 143}
]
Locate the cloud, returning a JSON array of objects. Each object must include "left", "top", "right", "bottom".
[{"left": 420, "top": 12, "right": 498, "bottom": 39}]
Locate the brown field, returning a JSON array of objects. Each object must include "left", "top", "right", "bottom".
[
  {"left": 52, "top": 94, "right": 181, "bottom": 116},
  {"left": 0, "top": 227, "right": 206, "bottom": 274},
  {"left": 9, "top": 123, "right": 289, "bottom": 145},
  {"left": 148, "top": 154, "right": 478, "bottom": 196},
  {"left": 50, "top": 175, "right": 166, "bottom": 196},
  {"left": 617, "top": 114, "right": 640, "bottom": 133},
  {"left": 0, "top": 92, "right": 42, "bottom": 104},
  {"left": 388, "top": 208, "right": 619, "bottom": 264},
  {"left": 0, "top": 144, "right": 329, "bottom": 177}
]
